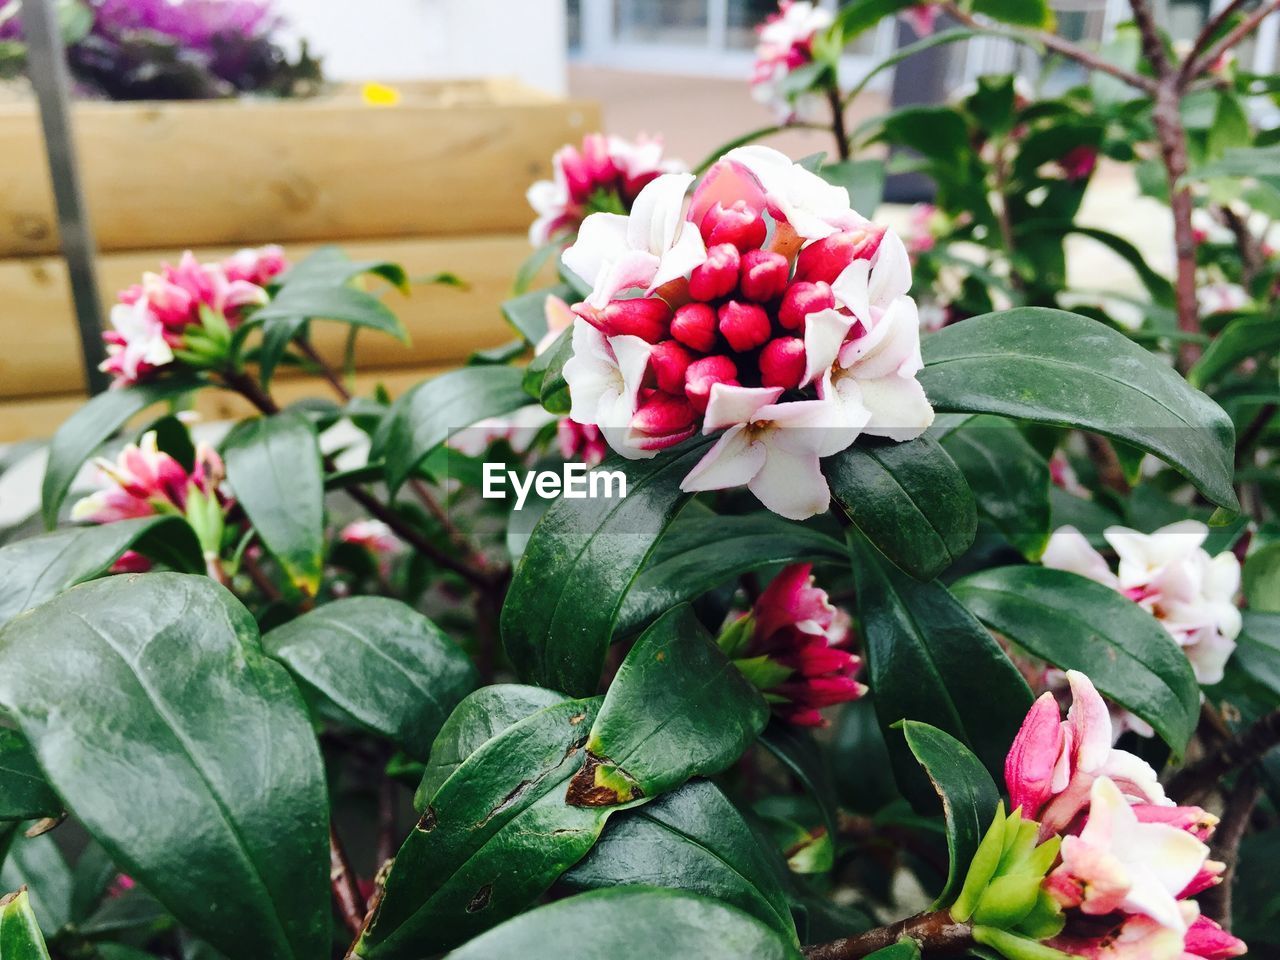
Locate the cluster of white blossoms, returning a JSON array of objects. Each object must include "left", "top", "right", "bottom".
[{"left": 559, "top": 145, "right": 934, "bottom": 520}]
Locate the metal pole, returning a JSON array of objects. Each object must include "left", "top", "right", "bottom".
[{"left": 22, "top": 0, "right": 111, "bottom": 395}]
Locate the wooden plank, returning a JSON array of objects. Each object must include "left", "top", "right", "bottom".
[
  {"left": 0, "top": 365, "right": 456, "bottom": 445},
  {"left": 0, "top": 86, "right": 598, "bottom": 256},
  {"left": 0, "top": 233, "right": 553, "bottom": 399}
]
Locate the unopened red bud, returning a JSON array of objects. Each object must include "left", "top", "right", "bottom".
[
  {"left": 670, "top": 302, "right": 719, "bottom": 353},
  {"left": 700, "top": 200, "right": 768, "bottom": 251},
  {"left": 649, "top": 340, "right": 695, "bottom": 395},
  {"left": 632, "top": 392, "right": 696, "bottom": 434},
  {"left": 779, "top": 281, "right": 835, "bottom": 330},
  {"left": 718, "top": 300, "right": 771, "bottom": 353},
  {"left": 739, "top": 249, "right": 790, "bottom": 303},
  {"left": 759, "top": 337, "right": 806, "bottom": 390},
  {"left": 685, "top": 355, "right": 739, "bottom": 414},
  {"left": 688, "top": 243, "right": 740, "bottom": 301},
  {"left": 793, "top": 227, "right": 886, "bottom": 284},
  {"left": 587, "top": 297, "right": 672, "bottom": 343}
]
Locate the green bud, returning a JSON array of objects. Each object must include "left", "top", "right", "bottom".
[
  {"left": 732, "top": 654, "right": 793, "bottom": 692},
  {"left": 998, "top": 811, "right": 1039, "bottom": 872},
  {"left": 716, "top": 614, "right": 755, "bottom": 659},
  {"left": 951, "top": 801, "right": 1006, "bottom": 922},
  {"left": 1019, "top": 834, "right": 1061, "bottom": 880},
  {"left": 972, "top": 872, "right": 1042, "bottom": 928},
  {"left": 1014, "top": 890, "right": 1066, "bottom": 941},
  {"left": 972, "top": 926, "right": 1074, "bottom": 960},
  {"left": 184, "top": 486, "right": 225, "bottom": 563}
]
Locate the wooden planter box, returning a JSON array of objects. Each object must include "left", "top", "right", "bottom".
[{"left": 0, "top": 79, "right": 598, "bottom": 441}]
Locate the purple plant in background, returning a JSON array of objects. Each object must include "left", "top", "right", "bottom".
[{"left": 89, "top": 0, "right": 279, "bottom": 51}]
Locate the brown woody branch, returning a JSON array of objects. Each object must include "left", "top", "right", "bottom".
[
  {"left": 1166, "top": 707, "right": 1280, "bottom": 803},
  {"left": 330, "top": 825, "right": 366, "bottom": 937},
  {"left": 804, "top": 911, "right": 972, "bottom": 960},
  {"left": 1178, "top": 0, "right": 1250, "bottom": 86},
  {"left": 1198, "top": 768, "right": 1260, "bottom": 926},
  {"left": 1184, "top": 0, "right": 1280, "bottom": 85}
]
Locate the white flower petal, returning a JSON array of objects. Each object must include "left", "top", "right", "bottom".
[
  {"left": 748, "top": 442, "right": 830, "bottom": 520},
  {"left": 680, "top": 426, "right": 765, "bottom": 491},
  {"left": 703, "top": 384, "right": 784, "bottom": 433}
]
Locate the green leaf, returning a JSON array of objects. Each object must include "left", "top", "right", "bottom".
[
  {"left": 0, "top": 517, "right": 203, "bottom": 627},
  {"left": 1, "top": 834, "right": 71, "bottom": 936},
  {"left": 502, "top": 284, "right": 574, "bottom": 343},
  {"left": 262, "top": 597, "right": 476, "bottom": 761},
  {"left": 973, "top": 0, "right": 1053, "bottom": 27},
  {"left": 899, "top": 721, "right": 1000, "bottom": 910},
  {"left": 0, "top": 731, "right": 58, "bottom": 822},
  {"left": 850, "top": 537, "right": 1033, "bottom": 798},
  {"left": 0, "top": 889, "right": 52, "bottom": 960},
  {"left": 760, "top": 722, "right": 840, "bottom": 842},
  {"left": 953, "top": 566, "right": 1201, "bottom": 751},
  {"left": 353, "top": 698, "right": 610, "bottom": 959},
  {"left": 1245, "top": 543, "right": 1280, "bottom": 613},
  {"left": 444, "top": 888, "right": 803, "bottom": 960},
  {"left": 864, "top": 940, "right": 922, "bottom": 960},
  {"left": 568, "top": 605, "right": 769, "bottom": 805},
  {"left": 41, "top": 378, "right": 200, "bottom": 528},
  {"left": 616, "top": 512, "right": 845, "bottom": 636},
  {"left": 834, "top": 0, "right": 913, "bottom": 41},
  {"left": 376, "top": 367, "right": 530, "bottom": 494},
  {"left": 1189, "top": 313, "right": 1280, "bottom": 389},
  {"left": 1232, "top": 613, "right": 1280, "bottom": 701},
  {"left": 562, "top": 779, "right": 797, "bottom": 942},
  {"left": 841, "top": 29, "right": 981, "bottom": 111},
  {"left": 222, "top": 412, "right": 325, "bottom": 595},
  {"left": 501, "top": 443, "right": 706, "bottom": 696},
  {"left": 415, "top": 685, "right": 568, "bottom": 809},
  {"left": 254, "top": 247, "right": 408, "bottom": 386},
  {"left": 0, "top": 574, "right": 329, "bottom": 960},
  {"left": 934, "top": 415, "right": 1050, "bottom": 559},
  {"left": 826, "top": 436, "right": 976, "bottom": 580},
  {"left": 819, "top": 159, "right": 886, "bottom": 216},
  {"left": 919, "top": 308, "right": 1238, "bottom": 510}
]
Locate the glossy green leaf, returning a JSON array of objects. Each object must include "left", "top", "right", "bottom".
[
  {"left": 0, "top": 889, "right": 51, "bottom": 960},
  {"left": 973, "top": 0, "right": 1053, "bottom": 28},
  {"left": 919, "top": 308, "right": 1239, "bottom": 510},
  {"left": 562, "top": 780, "right": 797, "bottom": 942},
  {"left": 934, "top": 415, "right": 1050, "bottom": 559},
  {"left": 353, "top": 698, "right": 609, "bottom": 959},
  {"left": 834, "top": 0, "right": 913, "bottom": 41},
  {"left": 41, "top": 378, "right": 200, "bottom": 528},
  {"left": 222, "top": 411, "right": 325, "bottom": 595},
  {"left": 850, "top": 537, "right": 1032, "bottom": 797},
  {"left": 760, "top": 723, "right": 840, "bottom": 841},
  {"left": 501, "top": 283, "right": 573, "bottom": 343},
  {"left": 263, "top": 596, "right": 476, "bottom": 760},
  {"left": 1244, "top": 543, "right": 1280, "bottom": 613},
  {"left": 617, "top": 512, "right": 845, "bottom": 636},
  {"left": 864, "top": 940, "right": 922, "bottom": 960},
  {"left": 819, "top": 159, "right": 886, "bottom": 216},
  {"left": 502, "top": 443, "right": 706, "bottom": 696},
  {"left": 0, "top": 731, "right": 58, "bottom": 822},
  {"left": 376, "top": 366, "right": 530, "bottom": 493},
  {"left": 570, "top": 605, "right": 769, "bottom": 805},
  {"left": 0, "top": 516, "right": 203, "bottom": 627},
  {"left": 1189, "top": 314, "right": 1280, "bottom": 389},
  {"left": 445, "top": 888, "right": 802, "bottom": 960},
  {"left": 953, "top": 566, "right": 1200, "bottom": 751},
  {"left": 826, "top": 436, "right": 976, "bottom": 580},
  {"left": 415, "top": 685, "right": 568, "bottom": 809},
  {"left": 0, "top": 574, "right": 328, "bottom": 960},
  {"left": 0, "top": 834, "right": 71, "bottom": 936},
  {"left": 1232, "top": 613, "right": 1280, "bottom": 702},
  {"left": 899, "top": 721, "right": 1000, "bottom": 910}
]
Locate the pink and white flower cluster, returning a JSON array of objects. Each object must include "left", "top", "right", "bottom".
[
  {"left": 102, "top": 245, "right": 288, "bottom": 386},
  {"left": 1006, "top": 672, "right": 1245, "bottom": 959},
  {"left": 561, "top": 145, "right": 934, "bottom": 520},
  {"left": 527, "top": 133, "right": 686, "bottom": 247},
  {"left": 720, "top": 563, "right": 864, "bottom": 727},
  {"left": 1043, "top": 521, "right": 1242, "bottom": 687},
  {"left": 751, "top": 1, "right": 834, "bottom": 122}
]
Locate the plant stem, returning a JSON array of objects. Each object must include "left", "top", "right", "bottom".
[
  {"left": 1184, "top": 0, "right": 1280, "bottom": 84},
  {"left": 804, "top": 911, "right": 972, "bottom": 960},
  {"left": 1178, "top": 0, "right": 1250, "bottom": 85},
  {"left": 827, "top": 82, "right": 851, "bottom": 161},
  {"left": 1198, "top": 767, "right": 1259, "bottom": 927},
  {"left": 329, "top": 824, "right": 365, "bottom": 937},
  {"left": 296, "top": 337, "right": 353, "bottom": 402},
  {"left": 1237, "top": 403, "right": 1278, "bottom": 466},
  {"left": 1167, "top": 707, "right": 1280, "bottom": 803}
]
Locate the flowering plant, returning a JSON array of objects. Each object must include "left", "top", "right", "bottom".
[{"left": 1, "top": 0, "right": 1278, "bottom": 958}]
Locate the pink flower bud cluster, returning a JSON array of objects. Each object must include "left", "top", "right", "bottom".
[
  {"left": 102, "top": 245, "right": 288, "bottom": 386},
  {"left": 561, "top": 146, "right": 934, "bottom": 520},
  {"left": 751, "top": 1, "right": 834, "bottom": 123},
  {"left": 527, "top": 133, "right": 686, "bottom": 247},
  {"left": 721, "top": 563, "right": 865, "bottom": 727},
  {"left": 1005, "top": 672, "right": 1246, "bottom": 959}
]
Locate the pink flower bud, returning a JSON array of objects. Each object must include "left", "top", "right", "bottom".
[
  {"left": 1004, "top": 692, "right": 1066, "bottom": 820},
  {"left": 758, "top": 337, "right": 806, "bottom": 390},
  {"left": 577, "top": 297, "right": 672, "bottom": 343},
  {"left": 793, "top": 227, "right": 886, "bottom": 284},
  {"left": 671, "top": 302, "right": 719, "bottom": 353},
  {"left": 580, "top": 133, "right": 619, "bottom": 185},
  {"left": 649, "top": 340, "right": 695, "bottom": 395},
  {"left": 699, "top": 200, "right": 767, "bottom": 251},
  {"left": 1183, "top": 916, "right": 1248, "bottom": 960},
  {"left": 688, "top": 242, "right": 742, "bottom": 301},
  {"left": 779, "top": 280, "right": 835, "bottom": 330},
  {"left": 717, "top": 300, "right": 771, "bottom": 352},
  {"left": 631, "top": 391, "right": 697, "bottom": 450},
  {"left": 1131, "top": 803, "right": 1218, "bottom": 842},
  {"left": 556, "top": 144, "right": 594, "bottom": 203},
  {"left": 685, "top": 355, "right": 739, "bottom": 414},
  {"left": 739, "top": 249, "right": 790, "bottom": 302}
]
